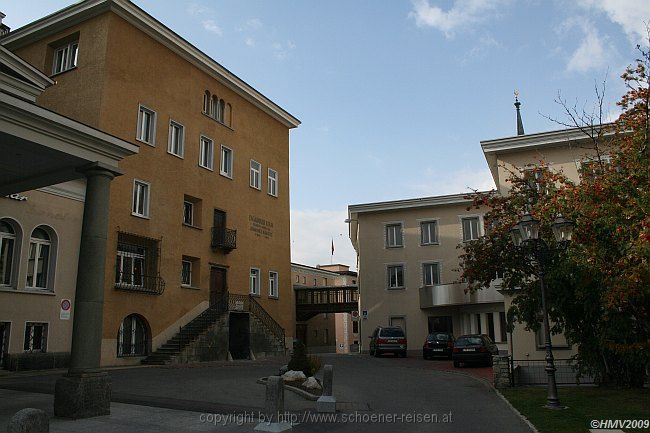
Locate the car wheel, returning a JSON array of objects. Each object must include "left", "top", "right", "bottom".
[
  {"left": 423, "top": 353, "right": 429, "bottom": 360},
  {"left": 453, "top": 361, "right": 460, "bottom": 368},
  {"left": 374, "top": 349, "right": 381, "bottom": 358},
  {"left": 400, "top": 351, "right": 407, "bottom": 358}
]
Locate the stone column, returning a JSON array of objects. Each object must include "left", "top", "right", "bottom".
[
  {"left": 54, "top": 163, "right": 119, "bottom": 419},
  {"left": 316, "top": 365, "right": 336, "bottom": 413},
  {"left": 493, "top": 312, "right": 502, "bottom": 343},
  {"left": 470, "top": 315, "right": 477, "bottom": 334},
  {"left": 480, "top": 313, "right": 488, "bottom": 336}
]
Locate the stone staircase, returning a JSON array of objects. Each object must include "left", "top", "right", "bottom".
[
  {"left": 141, "top": 306, "right": 225, "bottom": 365},
  {"left": 141, "top": 292, "right": 285, "bottom": 365}
]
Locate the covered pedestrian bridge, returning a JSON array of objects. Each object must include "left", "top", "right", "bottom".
[{"left": 294, "top": 285, "right": 359, "bottom": 321}]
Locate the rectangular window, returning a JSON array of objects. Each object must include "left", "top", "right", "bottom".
[
  {"left": 0, "top": 228, "right": 15, "bottom": 286},
  {"left": 268, "top": 169, "right": 278, "bottom": 197},
  {"left": 183, "top": 201, "right": 194, "bottom": 226},
  {"left": 250, "top": 268, "right": 260, "bottom": 295},
  {"left": 462, "top": 217, "right": 480, "bottom": 242},
  {"left": 52, "top": 41, "right": 78, "bottom": 74},
  {"left": 199, "top": 136, "right": 214, "bottom": 170},
  {"left": 181, "top": 260, "right": 192, "bottom": 286},
  {"left": 313, "top": 278, "right": 317, "bottom": 286},
  {"left": 422, "top": 262, "right": 441, "bottom": 286},
  {"left": 387, "top": 265, "right": 404, "bottom": 289},
  {"left": 23, "top": 322, "right": 48, "bottom": 352},
  {"left": 168, "top": 121, "right": 184, "bottom": 157},
  {"left": 132, "top": 180, "right": 150, "bottom": 218},
  {"left": 352, "top": 320, "right": 359, "bottom": 333},
  {"left": 421, "top": 220, "right": 438, "bottom": 245},
  {"left": 487, "top": 313, "right": 495, "bottom": 341},
  {"left": 269, "top": 271, "right": 278, "bottom": 298},
  {"left": 115, "top": 244, "right": 146, "bottom": 288},
  {"left": 499, "top": 312, "right": 508, "bottom": 342},
  {"left": 295, "top": 275, "right": 299, "bottom": 283},
  {"left": 26, "top": 237, "right": 51, "bottom": 290},
  {"left": 220, "top": 145, "right": 233, "bottom": 178},
  {"left": 250, "top": 160, "right": 261, "bottom": 189},
  {"left": 136, "top": 105, "right": 156, "bottom": 145},
  {"left": 385, "top": 223, "right": 403, "bottom": 248}
]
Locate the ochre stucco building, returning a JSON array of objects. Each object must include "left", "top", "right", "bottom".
[{"left": 1, "top": 0, "right": 299, "bottom": 366}]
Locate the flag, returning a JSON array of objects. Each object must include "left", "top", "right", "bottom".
[{"left": 331, "top": 238, "right": 335, "bottom": 256}]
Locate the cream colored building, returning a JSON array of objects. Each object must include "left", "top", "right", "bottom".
[
  {"left": 348, "top": 194, "right": 507, "bottom": 354},
  {"left": 481, "top": 125, "right": 612, "bottom": 361},
  {"left": 291, "top": 263, "right": 358, "bottom": 353},
  {"left": 349, "top": 122, "right": 610, "bottom": 361}
]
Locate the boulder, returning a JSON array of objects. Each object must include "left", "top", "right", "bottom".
[
  {"left": 278, "top": 364, "right": 289, "bottom": 375},
  {"left": 281, "top": 370, "right": 306, "bottom": 381},
  {"left": 302, "top": 377, "right": 322, "bottom": 390}
]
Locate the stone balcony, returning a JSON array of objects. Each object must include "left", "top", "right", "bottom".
[{"left": 419, "top": 280, "right": 504, "bottom": 309}]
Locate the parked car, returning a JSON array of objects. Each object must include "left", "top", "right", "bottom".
[
  {"left": 369, "top": 326, "right": 407, "bottom": 357},
  {"left": 452, "top": 334, "right": 499, "bottom": 367},
  {"left": 422, "top": 332, "right": 454, "bottom": 359}
]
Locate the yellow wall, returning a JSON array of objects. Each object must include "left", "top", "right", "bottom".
[{"left": 14, "top": 11, "right": 295, "bottom": 365}]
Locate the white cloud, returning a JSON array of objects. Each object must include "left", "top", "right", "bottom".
[
  {"left": 576, "top": 0, "right": 650, "bottom": 43},
  {"left": 409, "top": 0, "right": 509, "bottom": 37},
  {"left": 272, "top": 40, "right": 296, "bottom": 60},
  {"left": 463, "top": 34, "right": 502, "bottom": 62},
  {"left": 201, "top": 19, "right": 223, "bottom": 36},
  {"left": 405, "top": 166, "right": 496, "bottom": 196},
  {"left": 560, "top": 17, "right": 614, "bottom": 73},
  {"left": 245, "top": 37, "right": 256, "bottom": 47},
  {"left": 291, "top": 209, "right": 357, "bottom": 270},
  {"left": 187, "top": 3, "right": 210, "bottom": 16},
  {"left": 245, "top": 18, "right": 263, "bottom": 30}
]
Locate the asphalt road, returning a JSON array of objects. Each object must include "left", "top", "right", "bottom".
[{"left": 0, "top": 354, "right": 532, "bottom": 433}]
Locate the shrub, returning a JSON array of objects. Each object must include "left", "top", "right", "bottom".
[
  {"left": 307, "top": 355, "right": 322, "bottom": 376},
  {"left": 287, "top": 342, "right": 310, "bottom": 376}
]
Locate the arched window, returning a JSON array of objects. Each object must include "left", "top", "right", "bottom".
[
  {"left": 117, "top": 314, "right": 149, "bottom": 357},
  {"left": 211, "top": 95, "right": 219, "bottom": 120},
  {"left": 203, "top": 90, "right": 211, "bottom": 114},
  {"left": 26, "top": 226, "right": 55, "bottom": 290},
  {"left": 0, "top": 220, "right": 18, "bottom": 287},
  {"left": 218, "top": 99, "right": 225, "bottom": 123},
  {"left": 225, "top": 103, "right": 232, "bottom": 127}
]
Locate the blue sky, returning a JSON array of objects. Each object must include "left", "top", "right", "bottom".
[{"left": 3, "top": 0, "right": 649, "bottom": 268}]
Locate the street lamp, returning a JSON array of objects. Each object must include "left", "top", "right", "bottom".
[{"left": 511, "top": 212, "right": 574, "bottom": 410}]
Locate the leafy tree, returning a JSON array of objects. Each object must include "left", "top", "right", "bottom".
[{"left": 459, "top": 42, "right": 649, "bottom": 387}]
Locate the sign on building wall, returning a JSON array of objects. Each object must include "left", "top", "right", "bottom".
[
  {"left": 60, "top": 299, "right": 71, "bottom": 320},
  {"left": 249, "top": 215, "right": 273, "bottom": 239},
  {"left": 362, "top": 310, "right": 368, "bottom": 320}
]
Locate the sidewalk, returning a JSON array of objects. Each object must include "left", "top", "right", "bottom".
[{"left": 1, "top": 389, "right": 255, "bottom": 432}]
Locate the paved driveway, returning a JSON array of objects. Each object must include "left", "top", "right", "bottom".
[{"left": 0, "top": 354, "right": 531, "bottom": 433}]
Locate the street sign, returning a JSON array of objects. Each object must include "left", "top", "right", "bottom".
[
  {"left": 351, "top": 310, "right": 359, "bottom": 321},
  {"left": 362, "top": 310, "right": 368, "bottom": 320},
  {"left": 60, "top": 299, "right": 71, "bottom": 320}
]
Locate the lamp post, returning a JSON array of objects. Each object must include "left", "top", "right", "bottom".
[{"left": 510, "top": 213, "right": 574, "bottom": 410}]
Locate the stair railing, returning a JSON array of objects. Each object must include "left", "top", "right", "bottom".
[{"left": 248, "top": 295, "right": 285, "bottom": 345}]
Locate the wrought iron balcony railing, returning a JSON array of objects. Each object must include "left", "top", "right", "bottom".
[
  {"left": 211, "top": 227, "right": 237, "bottom": 253},
  {"left": 114, "top": 273, "right": 165, "bottom": 295}
]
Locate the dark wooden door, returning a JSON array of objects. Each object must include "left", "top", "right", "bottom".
[
  {"left": 209, "top": 267, "right": 227, "bottom": 306},
  {"left": 213, "top": 209, "right": 226, "bottom": 232}
]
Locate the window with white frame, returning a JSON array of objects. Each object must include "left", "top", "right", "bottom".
[
  {"left": 132, "top": 180, "right": 150, "bottom": 218},
  {"left": 250, "top": 268, "right": 260, "bottom": 295},
  {"left": 183, "top": 200, "right": 193, "bottom": 226},
  {"left": 387, "top": 264, "right": 404, "bottom": 289},
  {"left": 181, "top": 260, "right": 192, "bottom": 286},
  {"left": 220, "top": 145, "right": 233, "bottom": 178},
  {"left": 26, "top": 227, "right": 52, "bottom": 290},
  {"left": 136, "top": 105, "right": 156, "bottom": 145},
  {"left": 115, "top": 243, "right": 145, "bottom": 288},
  {"left": 268, "top": 169, "right": 278, "bottom": 197},
  {"left": 52, "top": 41, "right": 78, "bottom": 75},
  {"left": 203, "top": 91, "right": 211, "bottom": 115},
  {"left": 24, "top": 322, "right": 48, "bottom": 352},
  {"left": 250, "top": 160, "right": 261, "bottom": 190},
  {"left": 0, "top": 220, "right": 17, "bottom": 287},
  {"left": 295, "top": 275, "right": 299, "bottom": 283},
  {"left": 269, "top": 271, "right": 278, "bottom": 298},
  {"left": 168, "top": 120, "right": 184, "bottom": 158},
  {"left": 421, "top": 220, "right": 438, "bottom": 245},
  {"left": 199, "top": 136, "right": 214, "bottom": 170},
  {"left": 461, "top": 217, "right": 480, "bottom": 242},
  {"left": 385, "top": 223, "right": 403, "bottom": 248},
  {"left": 422, "top": 262, "right": 441, "bottom": 287}
]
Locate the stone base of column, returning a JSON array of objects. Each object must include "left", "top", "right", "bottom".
[
  {"left": 54, "top": 372, "right": 111, "bottom": 419},
  {"left": 316, "top": 395, "right": 336, "bottom": 413}
]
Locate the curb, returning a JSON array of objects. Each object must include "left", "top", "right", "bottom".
[
  {"left": 493, "top": 389, "right": 540, "bottom": 433},
  {"left": 428, "top": 367, "right": 494, "bottom": 390},
  {"left": 257, "top": 377, "right": 320, "bottom": 401}
]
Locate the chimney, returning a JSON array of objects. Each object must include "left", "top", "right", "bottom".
[{"left": 0, "top": 12, "right": 10, "bottom": 37}]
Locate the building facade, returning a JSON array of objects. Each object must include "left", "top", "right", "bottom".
[
  {"left": 348, "top": 194, "right": 507, "bottom": 354},
  {"left": 291, "top": 263, "right": 359, "bottom": 353},
  {"left": 349, "top": 121, "right": 610, "bottom": 361},
  {"left": 1, "top": 0, "right": 299, "bottom": 367}
]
